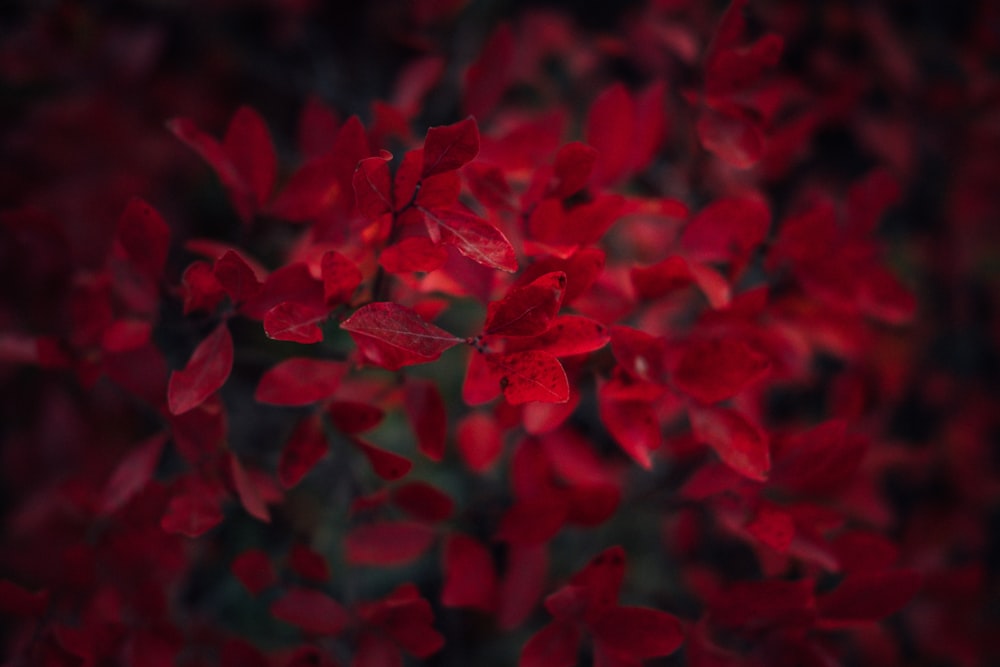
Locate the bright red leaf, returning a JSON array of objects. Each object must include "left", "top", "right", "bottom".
[
  {"left": 167, "top": 323, "right": 234, "bottom": 415},
  {"left": 689, "top": 406, "right": 770, "bottom": 481},
  {"left": 255, "top": 358, "right": 347, "bottom": 406},
  {"left": 484, "top": 272, "right": 567, "bottom": 337},
  {"left": 263, "top": 302, "right": 327, "bottom": 344},
  {"left": 485, "top": 350, "right": 570, "bottom": 405},
  {"left": 421, "top": 116, "right": 480, "bottom": 177},
  {"left": 341, "top": 302, "right": 461, "bottom": 370}
]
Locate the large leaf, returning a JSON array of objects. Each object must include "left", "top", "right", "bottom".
[
  {"left": 484, "top": 272, "right": 566, "bottom": 337},
  {"left": 421, "top": 207, "right": 518, "bottom": 272},
  {"left": 421, "top": 116, "right": 480, "bottom": 177},
  {"left": 341, "top": 302, "right": 461, "bottom": 370}
]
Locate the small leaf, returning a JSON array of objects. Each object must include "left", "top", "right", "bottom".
[
  {"left": 255, "top": 358, "right": 347, "bottom": 406},
  {"left": 484, "top": 272, "right": 567, "bottom": 337},
  {"left": 278, "top": 415, "right": 329, "bottom": 488},
  {"left": 457, "top": 411, "right": 504, "bottom": 472},
  {"left": 520, "top": 621, "right": 580, "bottom": 667},
  {"left": 263, "top": 302, "right": 327, "bottom": 344},
  {"left": 422, "top": 116, "right": 480, "bottom": 177},
  {"left": 422, "top": 207, "right": 518, "bottom": 272},
  {"left": 352, "top": 437, "right": 412, "bottom": 481},
  {"left": 379, "top": 236, "right": 449, "bottom": 274},
  {"left": 586, "top": 83, "right": 636, "bottom": 186},
  {"left": 520, "top": 314, "right": 610, "bottom": 357},
  {"left": 353, "top": 154, "right": 394, "bottom": 221},
  {"left": 231, "top": 549, "right": 276, "bottom": 595},
  {"left": 327, "top": 401, "right": 385, "bottom": 434},
  {"left": 341, "top": 302, "right": 461, "bottom": 370},
  {"left": 345, "top": 521, "right": 435, "bottom": 566},
  {"left": 598, "top": 389, "right": 660, "bottom": 469},
  {"left": 167, "top": 323, "right": 233, "bottom": 416},
  {"left": 592, "top": 606, "right": 684, "bottom": 660},
  {"left": 486, "top": 351, "right": 569, "bottom": 405},
  {"left": 689, "top": 406, "right": 770, "bottom": 481},
  {"left": 393, "top": 482, "right": 454, "bottom": 522},
  {"left": 670, "top": 338, "right": 770, "bottom": 404},
  {"left": 230, "top": 454, "right": 271, "bottom": 523},
  {"left": 100, "top": 433, "right": 167, "bottom": 514},
  {"left": 224, "top": 106, "right": 277, "bottom": 208},
  {"left": 321, "top": 250, "right": 363, "bottom": 306},
  {"left": 404, "top": 379, "right": 447, "bottom": 461},
  {"left": 270, "top": 588, "right": 349, "bottom": 636},
  {"left": 115, "top": 197, "right": 170, "bottom": 279},
  {"left": 697, "top": 106, "right": 764, "bottom": 168},
  {"left": 442, "top": 534, "right": 496, "bottom": 611},
  {"left": 214, "top": 250, "right": 263, "bottom": 304},
  {"left": 550, "top": 142, "right": 598, "bottom": 199},
  {"left": 817, "top": 570, "right": 922, "bottom": 628},
  {"left": 160, "top": 478, "right": 224, "bottom": 537}
]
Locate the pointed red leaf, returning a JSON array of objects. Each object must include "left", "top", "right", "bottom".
[
  {"left": 263, "top": 302, "right": 327, "bottom": 344},
  {"left": 379, "top": 236, "right": 449, "bottom": 274},
  {"left": 416, "top": 171, "right": 461, "bottom": 209},
  {"left": 345, "top": 521, "right": 435, "bottom": 566},
  {"left": 168, "top": 116, "right": 253, "bottom": 222},
  {"left": 181, "top": 260, "right": 226, "bottom": 315},
  {"left": 598, "top": 390, "right": 660, "bottom": 469},
  {"left": 341, "top": 302, "right": 461, "bottom": 370},
  {"left": 495, "top": 497, "right": 567, "bottom": 544},
  {"left": 214, "top": 250, "right": 263, "bottom": 304},
  {"left": 279, "top": 415, "right": 329, "bottom": 488},
  {"left": 289, "top": 544, "right": 330, "bottom": 582},
  {"left": 569, "top": 545, "right": 627, "bottom": 616},
  {"left": 270, "top": 588, "right": 349, "bottom": 636},
  {"left": 327, "top": 401, "right": 385, "bottom": 434},
  {"left": 99, "top": 433, "right": 167, "bottom": 514},
  {"left": 160, "top": 479, "right": 224, "bottom": 537},
  {"left": 422, "top": 207, "right": 518, "bottom": 272},
  {"left": 586, "top": 83, "right": 636, "bottom": 186},
  {"left": 456, "top": 411, "right": 504, "bottom": 472},
  {"left": 689, "top": 406, "right": 770, "bottom": 481},
  {"left": 442, "top": 534, "right": 497, "bottom": 611},
  {"left": 697, "top": 106, "right": 764, "bottom": 168},
  {"left": 224, "top": 106, "right": 276, "bottom": 208},
  {"left": 167, "top": 323, "right": 233, "bottom": 415},
  {"left": 551, "top": 142, "right": 599, "bottom": 199},
  {"left": 255, "top": 358, "right": 347, "bottom": 406},
  {"left": 670, "top": 338, "right": 770, "bottom": 404},
  {"left": 592, "top": 606, "right": 684, "bottom": 660},
  {"left": 393, "top": 482, "right": 454, "bottom": 522},
  {"left": 231, "top": 549, "right": 276, "bottom": 595},
  {"left": 746, "top": 503, "right": 795, "bottom": 553},
  {"left": 485, "top": 272, "right": 567, "bottom": 337},
  {"left": 520, "top": 621, "right": 581, "bottom": 667},
  {"left": 321, "top": 250, "right": 363, "bottom": 306},
  {"left": 524, "top": 315, "right": 610, "bottom": 357},
  {"left": 404, "top": 379, "right": 447, "bottom": 461},
  {"left": 463, "top": 23, "right": 513, "bottom": 119},
  {"left": 817, "top": 570, "right": 922, "bottom": 628},
  {"left": 422, "top": 116, "right": 480, "bottom": 177},
  {"left": 115, "top": 197, "right": 170, "bottom": 279},
  {"left": 486, "top": 351, "right": 569, "bottom": 405},
  {"left": 497, "top": 544, "right": 547, "bottom": 629},
  {"left": 352, "top": 438, "right": 412, "bottom": 481},
  {"left": 353, "top": 154, "right": 394, "bottom": 221},
  {"left": 230, "top": 454, "right": 271, "bottom": 523}
]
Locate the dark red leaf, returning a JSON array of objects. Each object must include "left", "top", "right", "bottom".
[
  {"left": 592, "top": 606, "right": 684, "bottom": 660},
  {"left": 160, "top": 478, "right": 224, "bottom": 537},
  {"left": 404, "top": 379, "right": 447, "bottom": 461},
  {"left": 463, "top": 23, "right": 513, "bottom": 119},
  {"left": 99, "top": 433, "right": 167, "bottom": 514},
  {"left": 270, "top": 587, "right": 349, "bottom": 636},
  {"left": 497, "top": 544, "right": 547, "bottom": 629},
  {"left": 746, "top": 502, "right": 795, "bottom": 553},
  {"left": 520, "top": 620, "right": 581, "bottom": 667},
  {"left": 422, "top": 116, "right": 480, "bottom": 177},
  {"left": 341, "top": 302, "right": 461, "bottom": 370},
  {"left": 255, "top": 358, "right": 346, "bottom": 406},
  {"left": 670, "top": 338, "right": 770, "bottom": 404},
  {"left": 681, "top": 196, "right": 771, "bottom": 274},
  {"left": 550, "top": 142, "right": 598, "bottom": 199},
  {"left": 214, "top": 250, "right": 264, "bottom": 304},
  {"left": 524, "top": 315, "right": 610, "bottom": 358},
  {"left": 393, "top": 482, "right": 454, "bottom": 522},
  {"left": 181, "top": 260, "right": 226, "bottom": 315},
  {"left": 345, "top": 521, "right": 435, "bottom": 566},
  {"left": 456, "top": 411, "right": 504, "bottom": 472},
  {"left": 485, "top": 272, "right": 567, "bottom": 337},
  {"left": 168, "top": 116, "right": 254, "bottom": 222},
  {"left": 353, "top": 154, "right": 394, "bottom": 221},
  {"left": 697, "top": 106, "right": 764, "bottom": 168},
  {"left": 495, "top": 496, "right": 567, "bottom": 544},
  {"left": 278, "top": 415, "right": 329, "bottom": 488},
  {"left": 289, "top": 544, "right": 330, "bottom": 582},
  {"left": 486, "top": 351, "right": 570, "bottom": 405},
  {"left": 352, "top": 437, "right": 412, "bottom": 481},
  {"left": 115, "top": 197, "right": 170, "bottom": 279},
  {"left": 231, "top": 549, "right": 276, "bottom": 595},
  {"left": 421, "top": 207, "right": 518, "bottom": 272},
  {"left": 689, "top": 406, "right": 770, "bottom": 481},
  {"left": 441, "top": 534, "right": 497, "bottom": 611},
  {"left": 598, "top": 389, "right": 660, "bottom": 469},
  {"left": 327, "top": 401, "right": 385, "bottom": 434},
  {"left": 586, "top": 83, "right": 635, "bottom": 186},
  {"left": 379, "top": 236, "right": 449, "bottom": 274},
  {"left": 416, "top": 171, "right": 461, "bottom": 209},
  {"left": 223, "top": 106, "right": 277, "bottom": 208},
  {"left": 230, "top": 454, "right": 271, "bottom": 523},
  {"left": 263, "top": 302, "right": 327, "bottom": 343},
  {"left": 569, "top": 545, "right": 627, "bottom": 616},
  {"left": 0, "top": 579, "right": 49, "bottom": 617},
  {"left": 167, "top": 323, "right": 234, "bottom": 415},
  {"left": 321, "top": 250, "right": 363, "bottom": 306},
  {"left": 817, "top": 570, "right": 922, "bottom": 628}
]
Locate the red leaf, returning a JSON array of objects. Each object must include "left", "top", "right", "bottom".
[
  {"left": 495, "top": 497, "right": 567, "bottom": 544},
  {"left": 269, "top": 156, "right": 340, "bottom": 222},
  {"left": 463, "top": 23, "right": 513, "bottom": 119},
  {"left": 456, "top": 411, "right": 504, "bottom": 472},
  {"left": 341, "top": 302, "right": 461, "bottom": 370},
  {"left": 567, "top": 546, "right": 626, "bottom": 617},
  {"left": 231, "top": 549, "right": 276, "bottom": 595},
  {"left": 422, "top": 207, "right": 518, "bottom": 272},
  {"left": 167, "top": 323, "right": 234, "bottom": 415},
  {"left": 345, "top": 521, "right": 435, "bottom": 566},
  {"left": 289, "top": 544, "right": 330, "bottom": 582},
  {"left": 0, "top": 580, "right": 49, "bottom": 617},
  {"left": 214, "top": 250, "right": 263, "bottom": 304},
  {"left": 263, "top": 302, "right": 327, "bottom": 343},
  {"left": 592, "top": 606, "right": 684, "bottom": 660},
  {"left": 598, "top": 390, "right": 660, "bottom": 469},
  {"left": 586, "top": 83, "right": 635, "bottom": 186},
  {"left": 255, "top": 358, "right": 346, "bottom": 406},
  {"left": 689, "top": 406, "right": 770, "bottom": 481},
  {"left": 327, "top": 400, "right": 385, "bottom": 434},
  {"left": 99, "top": 433, "right": 167, "bottom": 514},
  {"left": 270, "top": 588, "right": 349, "bottom": 636},
  {"left": 404, "top": 379, "right": 447, "bottom": 461},
  {"left": 524, "top": 315, "right": 610, "bottom": 357},
  {"left": 379, "top": 236, "right": 449, "bottom": 274},
  {"left": 463, "top": 348, "right": 503, "bottom": 405},
  {"left": 181, "top": 260, "right": 226, "bottom": 315},
  {"left": 354, "top": 634, "right": 403, "bottom": 667},
  {"left": 224, "top": 106, "right": 277, "bottom": 209},
  {"left": 770, "top": 420, "right": 866, "bottom": 494},
  {"left": 160, "top": 479, "right": 224, "bottom": 537},
  {"left": 353, "top": 154, "right": 394, "bottom": 221},
  {"left": 520, "top": 621, "right": 581, "bottom": 667},
  {"left": 393, "top": 482, "right": 454, "bottom": 522},
  {"left": 416, "top": 171, "right": 461, "bottom": 209},
  {"left": 681, "top": 197, "right": 771, "bottom": 274},
  {"left": 278, "top": 415, "right": 329, "bottom": 488},
  {"left": 441, "top": 534, "right": 497, "bottom": 611},
  {"left": 168, "top": 116, "right": 254, "bottom": 222},
  {"left": 421, "top": 116, "right": 480, "bottom": 177},
  {"left": 486, "top": 351, "right": 569, "bottom": 405},
  {"left": 610, "top": 325, "right": 668, "bottom": 384},
  {"left": 697, "top": 106, "right": 764, "bottom": 168},
  {"left": 746, "top": 503, "right": 795, "bottom": 553},
  {"left": 670, "top": 338, "right": 770, "bottom": 404},
  {"left": 321, "top": 250, "right": 363, "bottom": 306},
  {"left": 230, "top": 454, "right": 271, "bottom": 523},
  {"left": 485, "top": 272, "right": 567, "bottom": 337},
  {"left": 352, "top": 437, "right": 412, "bottom": 481},
  {"left": 550, "top": 142, "right": 598, "bottom": 199},
  {"left": 497, "top": 544, "right": 547, "bottom": 629},
  {"left": 817, "top": 570, "right": 922, "bottom": 628},
  {"left": 115, "top": 197, "right": 170, "bottom": 279},
  {"left": 529, "top": 194, "right": 624, "bottom": 248}
]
